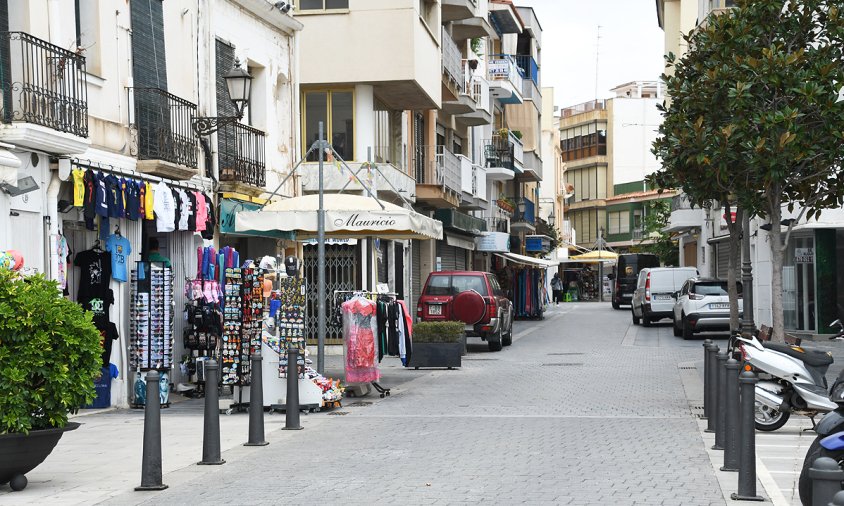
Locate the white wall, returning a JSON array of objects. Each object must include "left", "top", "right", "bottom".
[{"left": 610, "top": 97, "right": 662, "bottom": 186}]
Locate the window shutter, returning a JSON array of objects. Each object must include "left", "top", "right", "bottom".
[{"left": 130, "top": 0, "right": 168, "bottom": 90}]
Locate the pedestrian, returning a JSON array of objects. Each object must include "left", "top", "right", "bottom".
[
  {"left": 551, "top": 273, "right": 563, "bottom": 305},
  {"left": 147, "top": 237, "right": 171, "bottom": 268}
]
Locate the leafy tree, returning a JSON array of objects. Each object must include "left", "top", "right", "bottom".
[
  {"left": 630, "top": 199, "right": 680, "bottom": 267},
  {"left": 653, "top": 0, "right": 844, "bottom": 341}
]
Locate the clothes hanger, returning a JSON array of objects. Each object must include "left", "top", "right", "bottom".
[
  {"left": 92, "top": 238, "right": 102, "bottom": 251},
  {"left": 114, "top": 224, "right": 121, "bottom": 237}
]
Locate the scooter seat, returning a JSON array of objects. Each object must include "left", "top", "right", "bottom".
[{"left": 763, "top": 342, "right": 834, "bottom": 367}]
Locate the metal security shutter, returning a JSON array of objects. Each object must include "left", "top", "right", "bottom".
[
  {"left": 437, "top": 242, "right": 458, "bottom": 271},
  {"left": 0, "top": 0, "right": 7, "bottom": 31},
  {"left": 715, "top": 242, "right": 729, "bottom": 279},
  {"left": 303, "top": 244, "right": 357, "bottom": 345},
  {"left": 455, "top": 247, "right": 468, "bottom": 270},
  {"left": 411, "top": 239, "right": 421, "bottom": 313}
]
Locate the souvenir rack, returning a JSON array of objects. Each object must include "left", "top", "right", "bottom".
[{"left": 333, "top": 289, "right": 392, "bottom": 399}]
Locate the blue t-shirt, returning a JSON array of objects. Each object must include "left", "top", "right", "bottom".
[{"left": 105, "top": 234, "right": 132, "bottom": 282}]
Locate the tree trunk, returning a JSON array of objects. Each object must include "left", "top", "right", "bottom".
[
  {"left": 769, "top": 192, "right": 785, "bottom": 343},
  {"left": 727, "top": 207, "right": 743, "bottom": 334}
]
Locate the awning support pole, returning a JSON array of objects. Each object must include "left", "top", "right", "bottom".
[
  {"left": 328, "top": 145, "right": 385, "bottom": 210},
  {"left": 257, "top": 144, "right": 317, "bottom": 210},
  {"left": 317, "top": 121, "right": 326, "bottom": 375}
]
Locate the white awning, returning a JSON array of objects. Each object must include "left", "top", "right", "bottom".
[
  {"left": 495, "top": 252, "right": 558, "bottom": 268},
  {"left": 445, "top": 232, "right": 476, "bottom": 251}
]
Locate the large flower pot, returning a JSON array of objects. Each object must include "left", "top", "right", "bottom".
[
  {"left": 409, "top": 342, "right": 462, "bottom": 369},
  {"left": 0, "top": 422, "right": 80, "bottom": 491}
]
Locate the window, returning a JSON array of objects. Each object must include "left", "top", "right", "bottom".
[
  {"left": 452, "top": 134, "right": 463, "bottom": 156},
  {"left": 302, "top": 90, "right": 354, "bottom": 161},
  {"left": 75, "top": 0, "right": 101, "bottom": 74},
  {"left": 560, "top": 121, "right": 608, "bottom": 162},
  {"left": 608, "top": 211, "right": 629, "bottom": 235},
  {"left": 418, "top": 0, "right": 438, "bottom": 29},
  {"left": 568, "top": 164, "right": 608, "bottom": 203},
  {"left": 571, "top": 209, "right": 605, "bottom": 245},
  {"left": 299, "top": 0, "right": 348, "bottom": 10},
  {"left": 374, "top": 99, "right": 402, "bottom": 169}
]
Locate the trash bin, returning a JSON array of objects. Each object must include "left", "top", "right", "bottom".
[{"left": 83, "top": 363, "right": 118, "bottom": 409}]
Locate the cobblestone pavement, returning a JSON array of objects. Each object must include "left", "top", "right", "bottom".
[{"left": 116, "top": 303, "right": 729, "bottom": 505}]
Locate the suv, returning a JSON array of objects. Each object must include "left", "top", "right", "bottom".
[
  {"left": 417, "top": 271, "right": 513, "bottom": 352},
  {"left": 672, "top": 277, "right": 743, "bottom": 339},
  {"left": 610, "top": 253, "right": 660, "bottom": 309},
  {"left": 631, "top": 267, "right": 698, "bottom": 326}
]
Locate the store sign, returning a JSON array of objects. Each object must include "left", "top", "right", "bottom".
[
  {"left": 476, "top": 232, "right": 510, "bottom": 252},
  {"left": 300, "top": 238, "right": 358, "bottom": 246},
  {"left": 332, "top": 213, "right": 397, "bottom": 229},
  {"left": 795, "top": 247, "right": 814, "bottom": 263}
]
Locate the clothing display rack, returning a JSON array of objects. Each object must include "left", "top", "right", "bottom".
[
  {"left": 334, "top": 290, "right": 391, "bottom": 398},
  {"left": 72, "top": 158, "right": 212, "bottom": 193},
  {"left": 129, "top": 261, "right": 174, "bottom": 407},
  {"left": 511, "top": 267, "right": 545, "bottom": 320}
]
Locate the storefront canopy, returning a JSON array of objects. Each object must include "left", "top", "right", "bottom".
[
  {"left": 235, "top": 194, "right": 443, "bottom": 240},
  {"left": 495, "top": 252, "right": 558, "bottom": 268},
  {"left": 566, "top": 250, "right": 618, "bottom": 263}
]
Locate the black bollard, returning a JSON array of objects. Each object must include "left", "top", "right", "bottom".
[
  {"left": 722, "top": 358, "right": 741, "bottom": 472},
  {"left": 705, "top": 343, "right": 719, "bottom": 433},
  {"left": 713, "top": 350, "right": 728, "bottom": 450},
  {"left": 244, "top": 353, "right": 269, "bottom": 446},
  {"left": 135, "top": 371, "right": 168, "bottom": 491},
  {"left": 284, "top": 344, "right": 303, "bottom": 430},
  {"left": 703, "top": 339, "right": 713, "bottom": 420},
  {"left": 198, "top": 360, "right": 225, "bottom": 465},
  {"left": 731, "top": 370, "right": 763, "bottom": 501},
  {"left": 831, "top": 490, "right": 844, "bottom": 505},
  {"left": 810, "top": 456, "right": 844, "bottom": 506}
]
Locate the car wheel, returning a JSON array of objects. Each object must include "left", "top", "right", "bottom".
[
  {"left": 681, "top": 315, "right": 694, "bottom": 340},
  {"left": 642, "top": 314, "right": 651, "bottom": 327},
  {"left": 632, "top": 308, "right": 640, "bottom": 325},
  {"left": 502, "top": 313, "right": 513, "bottom": 347},
  {"left": 673, "top": 317, "right": 682, "bottom": 337},
  {"left": 488, "top": 325, "right": 503, "bottom": 352},
  {"left": 611, "top": 300, "right": 620, "bottom": 310}
]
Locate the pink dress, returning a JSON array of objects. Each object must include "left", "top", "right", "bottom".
[{"left": 342, "top": 297, "right": 380, "bottom": 383}]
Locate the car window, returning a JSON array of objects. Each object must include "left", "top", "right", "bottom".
[
  {"left": 637, "top": 270, "right": 648, "bottom": 288},
  {"left": 680, "top": 281, "right": 689, "bottom": 296},
  {"left": 487, "top": 275, "right": 503, "bottom": 296},
  {"left": 424, "top": 275, "right": 451, "bottom": 295},
  {"left": 692, "top": 281, "right": 743, "bottom": 296},
  {"left": 452, "top": 275, "right": 489, "bottom": 296}
]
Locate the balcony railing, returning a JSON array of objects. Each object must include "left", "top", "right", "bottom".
[
  {"left": 0, "top": 31, "right": 88, "bottom": 137},
  {"left": 487, "top": 54, "right": 524, "bottom": 93},
  {"left": 413, "top": 145, "right": 461, "bottom": 195},
  {"left": 441, "top": 28, "right": 463, "bottom": 93},
  {"left": 483, "top": 134, "right": 514, "bottom": 170},
  {"left": 559, "top": 99, "right": 606, "bottom": 119},
  {"left": 475, "top": 165, "right": 487, "bottom": 201},
  {"left": 459, "top": 154, "right": 473, "bottom": 194},
  {"left": 484, "top": 216, "right": 509, "bottom": 233},
  {"left": 218, "top": 122, "right": 266, "bottom": 188},
  {"left": 512, "top": 54, "right": 539, "bottom": 86},
  {"left": 130, "top": 88, "right": 197, "bottom": 169},
  {"left": 632, "top": 228, "right": 645, "bottom": 240}
]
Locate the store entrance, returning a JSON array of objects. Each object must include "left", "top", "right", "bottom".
[{"left": 784, "top": 235, "right": 816, "bottom": 331}]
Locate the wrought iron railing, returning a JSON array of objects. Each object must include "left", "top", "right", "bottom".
[
  {"left": 483, "top": 134, "right": 514, "bottom": 170},
  {"left": 218, "top": 122, "right": 266, "bottom": 188},
  {"left": 0, "top": 31, "right": 88, "bottom": 137},
  {"left": 512, "top": 54, "right": 539, "bottom": 86},
  {"left": 130, "top": 88, "right": 197, "bottom": 169}
]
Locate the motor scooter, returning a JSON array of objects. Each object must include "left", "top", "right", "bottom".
[{"left": 736, "top": 321, "right": 842, "bottom": 431}]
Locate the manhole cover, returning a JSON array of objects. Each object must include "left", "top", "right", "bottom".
[
  {"left": 541, "top": 363, "right": 583, "bottom": 367},
  {"left": 547, "top": 353, "right": 585, "bottom": 356},
  {"left": 329, "top": 411, "right": 349, "bottom": 416},
  {"left": 346, "top": 401, "right": 373, "bottom": 407}
]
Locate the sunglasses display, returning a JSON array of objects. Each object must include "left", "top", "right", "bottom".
[{"left": 130, "top": 263, "right": 175, "bottom": 371}]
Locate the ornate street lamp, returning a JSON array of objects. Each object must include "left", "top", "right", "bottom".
[
  {"left": 192, "top": 59, "right": 253, "bottom": 136},
  {"left": 517, "top": 197, "right": 526, "bottom": 218}
]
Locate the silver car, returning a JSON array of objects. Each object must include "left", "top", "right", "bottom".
[
  {"left": 672, "top": 277, "right": 743, "bottom": 339},
  {"left": 631, "top": 267, "right": 699, "bottom": 326}
]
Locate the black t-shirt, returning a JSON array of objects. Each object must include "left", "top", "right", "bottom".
[
  {"left": 74, "top": 249, "right": 112, "bottom": 303},
  {"left": 94, "top": 316, "right": 119, "bottom": 367},
  {"left": 125, "top": 180, "right": 141, "bottom": 221},
  {"left": 171, "top": 188, "right": 182, "bottom": 229},
  {"left": 201, "top": 194, "right": 215, "bottom": 240},
  {"left": 83, "top": 169, "right": 96, "bottom": 230},
  {"left": 187, "top": 191, "right": 198, "bottom": 231}
]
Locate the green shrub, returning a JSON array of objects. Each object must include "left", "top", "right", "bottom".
[
  {"left": 0, "top": 270, "right": 102, "bottom": 434},
  {"left": 413, "top": 321, "right": 465, "bottom": 343}
]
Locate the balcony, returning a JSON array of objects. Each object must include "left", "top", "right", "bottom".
[
  {"left": 483, "top": 134, "right": 515, "bottom": 181},
  {"left": 301, "top": 155, "right": 415, "bottom": 204},
  {"left": 434, "top": 208, "right": 487, "bottom": 236},
  {"left": 218, "top": 122, "right": 266, "bottom": 195},
  {"left": 130, "top": 88, "right": 198, "bottom": 180},
  {"left": 451, "top": 0, "right": 495, "bottom": 40},
  {"left": 457, "top": 154, "right": 487, "bottom": 210},
  {"left": 413, "top": 145, "right": 461, "bottom": 207},
  {"left": 486, "top": 54, "right": 524, "bottom": 105},
  {"left": 0, "top": 31, "right": 90, "bottom": 155},
  {"left": 444, "top": 61, "right": 478, "bottom": 115},
  {"left": 456, "top": 73, "right": 492, "bottom": 127},
  {"left": 559, "top": 99, "right": 606, "bottom": 119},
  {"left": 511, "top": 196, "right": 536, "bottom": 233},
  {"left": 441, "top": 28, "right": 463, "bottom": 100},
  {"left": 442, "top": 0, "right": 478, "bottom": 23},
  {"left": 484, "top": 216, "right": 509, "bottom": 233}
]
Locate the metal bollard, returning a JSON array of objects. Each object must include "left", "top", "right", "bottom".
[
  {"left": 284, "top": 345, "right": 303, "bottom": 430},
  {"left": 244, "top": 353, "right": 269, "bottom": 446},
  {"left": 135, "top": 371, "right": 168, "bottom": 491},
  {"left": 722, "top": 358, "right": 740, "bottom": 472},
  {"left": 198, "top": 360, "right": 225, "bottom": 465},
  {"left": 830, "top": 490, "right": 844, "bottom": 505},
  {"left": 810, "top": 456, "right": 844, "bottom": 506},
  {"left": 713, "top": 350, "right": 728, "bottom": 450},
  {"left": 705, "top": 343, "right": 719, "bottom": 433},
  {"left": 731, "top": 370, "right": 763, "bottom": 501},
  {"left": 703, "top": 339, "right": 713, "bottom": 420}
]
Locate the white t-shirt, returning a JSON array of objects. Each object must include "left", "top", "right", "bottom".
[
  {"left": 153, "top": 181, "right": 176, "bottom": 232},
  {"left": 177, "top": 188, "right": 191, "bottom": 231}
]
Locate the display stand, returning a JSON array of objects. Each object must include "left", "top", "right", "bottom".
[
  {"left": 129, "top": 262, "right": 174, "bottom": 408},
  {"left": 336, "top": 290, "right": 391, "bottom": 398}
]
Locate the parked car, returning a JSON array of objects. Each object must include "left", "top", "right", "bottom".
[
  {"left": 672, "top": 277, "right": 743, "bottom": 339},
  {"left": 610, "top": 253, "right": 660, "bottom": 309},
  {"left": 417, "top": 271, "right": 513, "bottom": 352},
  {"left": 631, "top": 267, "right": 699, "bottom": 326}
]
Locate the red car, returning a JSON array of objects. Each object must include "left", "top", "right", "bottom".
[{"left": 417, "top": 271, "right": 514, "bottom": 352}]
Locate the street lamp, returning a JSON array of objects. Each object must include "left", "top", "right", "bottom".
[
  {"left": 192, "top": 59, "right": 253, "bottom": 136},
  {"left": 517, "top": 198, "right": 526, "bottom": 218}
]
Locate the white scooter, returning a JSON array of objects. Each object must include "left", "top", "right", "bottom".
[{"left": 736, "top": 329, "right": 839, "bottom": 431}]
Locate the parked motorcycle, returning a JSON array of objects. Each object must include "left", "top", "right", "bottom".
[{"left": 736, "top": 320, "right": 843, "bottom": 432}]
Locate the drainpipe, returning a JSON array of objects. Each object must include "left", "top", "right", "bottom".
[{"left": 46, "top": 171, "right": 61, "bottom": 281}]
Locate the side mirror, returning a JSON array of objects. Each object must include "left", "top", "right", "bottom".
[{"left": 672, "top": 291, "right": 679, "bottom": 299}]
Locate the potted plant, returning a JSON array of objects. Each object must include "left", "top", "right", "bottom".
[
  {"left": 0, "top": 269, "right": 102, "bottom": 491},
  {"left": 408, "top": 321, "right": 465, "bottom": 370},
  {"left": 496, "top": 197, "right": 515, "bottom": 214}
]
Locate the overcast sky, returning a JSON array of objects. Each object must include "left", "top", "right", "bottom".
[{"left": 516, "top": 0, "right": 666, "bottom": 108}]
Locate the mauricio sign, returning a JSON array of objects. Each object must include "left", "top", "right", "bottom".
[{"left": 332, "top": 213, "right": 397, "bottom": 230}]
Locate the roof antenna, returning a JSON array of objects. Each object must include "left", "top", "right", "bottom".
[{"left": 594, "top": 25, "right": 602, "bottom": 100}]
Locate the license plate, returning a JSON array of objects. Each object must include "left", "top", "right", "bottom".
[
  {"left": 653, "top": 294, "right": 671, "bottom": 300},
  {"left": 428, "top": 304, "right": 442, "bottom": 315},
  {"left": 710, "top": 303, "right": 730, "bottom": 309}
]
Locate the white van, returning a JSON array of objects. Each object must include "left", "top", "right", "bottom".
[{"left": 631, "top": 267, "right": 699, "bottom": 326}]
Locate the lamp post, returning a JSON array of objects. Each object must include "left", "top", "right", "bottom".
[
  {"left": 740, "top": 213, "right": 756, "bottom": 334},
  {"left": 192, "top": 59, "right": 253, "bottom": 136},
  {"left": 517, "top": 198, "right": 527, "bottom": 255}
]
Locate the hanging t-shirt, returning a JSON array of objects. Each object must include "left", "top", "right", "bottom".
[
  {"left": 105, "top": 234, "right": 132, "bottom": 283},
  {"left": 83, "top": 169, "right": 96, "bottom": 230},
  {"left": 72, "top": 169, "right": 85, "bottom": 207},
  {"left": 177, "top": 188, "right": 191, "bottom": 231},
  {"left": 201, "top": 194, "right": 215, "bottom": 240},
  {"left": 105, "top": 175, "right": 124, "bottom": 218},
  {"left": 82, "top": 289, "right": 114, "bottom": 321},
  {"left": 74, "top": 249, "right": 112, "bottom": 303},
  {"left": 125, "top": 180, "right": 141, "bottom": 221},
  {"left": 94, "top": 173, "right": 109, "bottom": 217},
  {"left": 95, "top": 318, "right": 119, "bottom": 368},
  {"left": 186, "top": 191, "right": 198, "bottom": 231},
  {"left": 170, "top": 188, "right": 182, "bottom": 230},
  {"left": 56, "top": 234, "right": 70, "bottom": 291},
  {"left": 194, "top": 191, "right": 207, "bottom": 233},
  {"left": 153, "top": 181, "right": 176, "bottom": 232},
  {"left": 144, "top": 182, "right": 155, "bottom": 220},
  {"left": 139, "top": 182, "right": 146, "bottom": 219}
]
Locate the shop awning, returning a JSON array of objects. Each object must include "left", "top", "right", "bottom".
[
  {"left": 235, "top": 194, "right": 443, "bottom": 240},
  {"left": 220, "top": 199, "right": 295, "bottom": 240},
  {"left": 568, "top": 250, "right": 618, "bottom": 263},
  {"left": 495, "top": 252, "right": 558, "bottom": 267}
]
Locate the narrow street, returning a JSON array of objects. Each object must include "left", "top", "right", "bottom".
[{"left": 116, "top": 303, "right": 728, "bottom": 505}]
